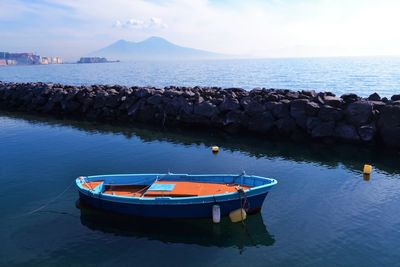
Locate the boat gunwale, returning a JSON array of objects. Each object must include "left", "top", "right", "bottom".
[{"left": 76, "top": 173, "right": 277, "bottom": 204}]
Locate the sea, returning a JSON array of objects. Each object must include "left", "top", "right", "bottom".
[
  {"left": 1, "top": 57, "right": 400, "bottom": 97},
  {"left": 1, "top": 57, "right": 400, "bottom": 267}
]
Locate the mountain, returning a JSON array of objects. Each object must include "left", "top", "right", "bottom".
[{"left": 88, "top": 36, "right": 226, "bottom": 61}]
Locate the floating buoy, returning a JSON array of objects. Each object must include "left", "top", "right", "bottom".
[
  {"left": 363, "top": 164, "right": 372, "bottom": 175},
  {"left": 212, "top": 205, "right": 221, "bottom": 223},
  {"left": 212, "top": 146, "right": 219, "bottom": 153},
  {"left": 229, "top": 208, "right": 247, "bottom": 223}
]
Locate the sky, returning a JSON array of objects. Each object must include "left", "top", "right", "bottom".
[{"left": 1, "top": 0, "right": 400, "bottom": 61}]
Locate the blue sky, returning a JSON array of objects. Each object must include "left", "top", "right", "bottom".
[{"left": 1, "top": 0, "right": 399, "bottom": 60}]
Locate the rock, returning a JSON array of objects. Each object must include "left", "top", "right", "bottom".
[
  {"left": 391, "top": 94, "right": 400, "bottom": 101},
  {"left": 286, "top": 91, "right": 299, "bottom": 100},
  {"left": 134, "top": 88, "right": 153, "bottom": 98},
  {"left": 310, "top": 120, "right": 335, "bottom": 138},
  {"left": 368, "top": 92, "right": 381, "bottom": 101},
  {"left": 65, "top": 100, "right": 81, "bottom": 113},
  {"left": 275, "top": 117, "right": 296, "bottom": 135},
  {"left": 315, "top": 92, "right": 326, "bottom": 105},
  {"left": 194, "top": 100, "right": 218, "bottom": 118},
  {"left": 369, "top": 101, "right": 386, "bottom": 111},
  {"left": 127, "top": 99, "right": 145, "bottom": 117},
  {"left": 93, "top": 91, "right": 109, "bottom": 109},
  {"left": 290, "top": 99, "right": 309, "bottom": 119},
  {"left": 265, "top": 94, "right": 280, "bottom": 102},
  {"left": 147, "top": 94, "right": 163, "bottom": 105},
  {"left": 219, "top": 96, "right": 240, "bottom": 112},
  {"left": 305, "top": 101, "right": 320, "bottom": 116},
  {"left": 266, "top": 101, "right": 289, "bottom": 118},
  {"left": 358, "top": 124, "right": 376, "bottom": 142},
  {"left": 345, "top": 101, "right": 373, "bottom": 126},
  {"left": 301, "top": 90, "right": 317, "bottom": 98},
  {"left": 243, "top": 98, "right": 266, "bottom": 116},
  {"left": 224, "top": 110, "right": 248, "bottom": 127},
  {"left": 323, "top": 96, "right": 343, "bottom": 108},
  {"left": 248, "top": 111, "right": 274, "bottom": 133},
  {"left": 334, "top": 123, "right": 359, "bottom": 141},
  {"left": 1, "top": 82, "right": 400, "bottom": 149},
  {"left": 378, "top": 105, "right": 400, "bottom": 148},
  {"left": 105, "top": 94, "right": 120, "bottom": 108},
  {"left": 341, "top": 93, "right": 359, "bottom": 103},
  {"left": 306, "top": 117, "right": 320, "bottom": 133},
  {"left": 318, "top": 105, "right": 343, "bottom": 121}
]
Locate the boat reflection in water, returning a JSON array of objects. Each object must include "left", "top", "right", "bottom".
[{"left": 77, "top": 200, "right": 275, "bottom": 250}]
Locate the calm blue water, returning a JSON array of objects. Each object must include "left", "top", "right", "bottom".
[
  {"left": 1, "top": 57, "right": 400, "bottom": 97},
  {"left": 1, "top": 112, "right": 400, "bottom": 266}
]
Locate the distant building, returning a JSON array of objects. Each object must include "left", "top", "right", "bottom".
[
  {"left": 6, "top": 59, "right": 17, "bottom": 65},
  {"left": 0, "top": 59, "right": 6, "bottom": 66},
  {"left": 0, "top": 52, "right": 62, "bottom": 65},
  {"left": 51, "top": 56, "right": 62, "bottom": 64},
  {"left": 40, "top": 57, "right": 48, "bottom": 64}
]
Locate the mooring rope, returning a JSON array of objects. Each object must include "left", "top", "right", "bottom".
[{"left": 22, "top": 180, "right": 75, "bottom": 216}]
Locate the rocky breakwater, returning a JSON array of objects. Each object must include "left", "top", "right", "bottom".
[{"left": 1, "top": 82, "right": 400, "bottom": 149}]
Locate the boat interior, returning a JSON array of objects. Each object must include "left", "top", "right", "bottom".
[
  {"left": 79, "top": 174, "right": 271, "bottom": 198},
  {"left": 82, "top": 180, "right": 251, "bottom": 198}
]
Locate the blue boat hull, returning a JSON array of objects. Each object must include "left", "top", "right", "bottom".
[
  {"left": 79, "top": 191, "right": 268, "bottom": 218},
  {"left": 76, "top": 173, "right": 277, "bottom": 219}
]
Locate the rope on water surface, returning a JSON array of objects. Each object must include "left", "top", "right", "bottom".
[{"left": 22, "top": 180, "right": 75, "bottom": 216}]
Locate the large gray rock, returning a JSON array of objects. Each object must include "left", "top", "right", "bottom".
[
  {"left": 378, "top": 105, "right": 400, "bottom": 148},
  {"left": 127, "top": 98, "right": 145, "bottom": 117},
  {"left": 266, "top": 101, "right": 289, "bottom": 118},
  {"left": 306, "top": 117, "right": 334, "bottom": 138},
  {"left": 318, "top": 105, "right": 343, "bottom": 121},
  {"left": 324, "top": 96, "right": 343, "bottom": 108},
  {"left": 243, "top": 98, "right": 266, "bottom": 116},
  {"left": 224, "top": 110, "right": 248, "bottom": 127},
  {"left": 290, "top": 99, "right": 309, "bottom": 128},
  {"left": 275, "top": 117, "right": 296, "bottom": 135},
  {"left": 345, "top": 101, "right": 373, "bottom": 126},
  {"left": 290, "top": 99, "right": 309, "bottom": 119},
  {"left": 341, "top": 93, "right": 359, "bottom": 103},
  {"left": 134, "top": 88, "right": 154, "bottom": 98},
  {"left": 219, "top": 96, "right": 240, "bottom": 112},
  {"left": 305, "top": 101, "right": 320, "bottom": 116},
  {"left": 358, "top": 124, "right": 376, "bottom": 142},
  {"left": 368, "top": 92, "right": 381, "bottom": 101},
  {"left": 194, "top": 100, "right": 218, "bottom": 118},
  {"left": 248, "top": 111, "right": 274, "bottom": 133},
  {"left": 334, "top": 123, "right": 359, "bottom": 141},
  {"left": 147, "top": 94, "right": 163, "bottom": 105},
  {"left": 391, "top": 95, "right": 400, "bottom": 101}
]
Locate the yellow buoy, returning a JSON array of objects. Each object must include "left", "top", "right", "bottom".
[
  {"left": 212, "top": 146, "right": 219, "bottom": 153},
  {"left": 363, "top": 164, "right": 372, "bottom": 175},
  {"left": 363, "top": 174, "right": 371, "bottom": 181},
  {"left": 229, "top": 208, "right": 247, "bottom": 223}
]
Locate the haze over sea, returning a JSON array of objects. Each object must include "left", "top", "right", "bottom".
[{"left": 1, "top": 57, "right": 400, "bottom": 97}]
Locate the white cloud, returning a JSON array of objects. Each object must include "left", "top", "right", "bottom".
[
  {"left": 113, "top": 17, "right": 168, "bottom": 29},
  {"left": 112, "top": 20, "right": 122, "bottom": 28}
]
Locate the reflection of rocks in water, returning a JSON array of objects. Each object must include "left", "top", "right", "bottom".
[
  {"left": 2, "top": 111, "right": 400, "bottom": 174},
  {"left": 77, "top": 200, "right": 275, "bottom": 249}
]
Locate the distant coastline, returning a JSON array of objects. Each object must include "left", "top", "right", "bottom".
[
  {"left": 0, "top": 52, "right": 62, "bottom": 66},
  {"left": 77, "top": 57, "right": 120, "bottom": 64}
]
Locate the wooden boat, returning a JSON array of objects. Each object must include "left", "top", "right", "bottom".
[{"left": 76, "top": 173, "right": 277, "bottom": 218}]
